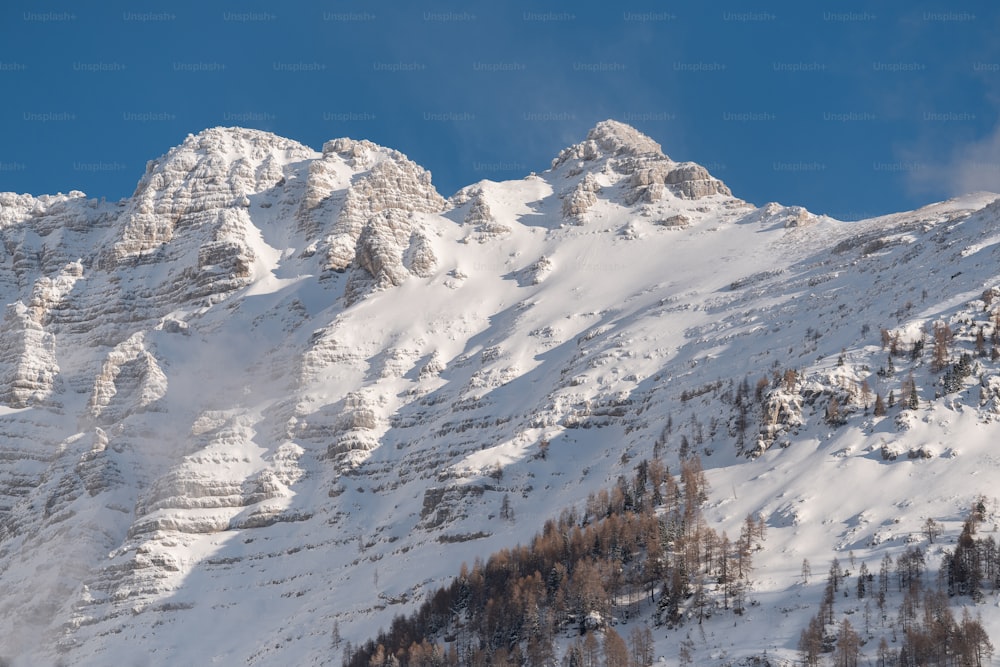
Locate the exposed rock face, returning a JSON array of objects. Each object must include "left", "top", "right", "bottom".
[
  {"left": 622, "top": 159, "right": 732, "bottom": 203},
  {"left": 106, "top": 127, "right": 313, "bottom": 269},
  {"left": 664, "top": 162, "right": 733, "bottom": 199},
  {"left": 323, "top": 143, "right": 445, "bottom": 283},
  {"left": 87, "top": 332, "right": 168, "bottom": 424},
  {"left": 0, "top": 301, "right": 59, "bottom": 407},
  {"left": 562, "top": 173, "right": 603, "bottom": 220},
  {"left": 459, "top": 187, "right": 511, "bottom": 241},
  {"left": 754, "top": 385, "right": 804, "bottom": 457}
]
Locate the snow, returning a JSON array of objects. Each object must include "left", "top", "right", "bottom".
[{"left": 0, "top": 123, "right": 999, "bottom": 665}]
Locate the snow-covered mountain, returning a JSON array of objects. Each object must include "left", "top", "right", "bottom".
[{"left": 2, "top": 120, "right": 1000, "bottom": 665}]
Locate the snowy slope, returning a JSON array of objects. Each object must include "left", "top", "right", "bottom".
[{"left": 0, "top": 121, "right": 999, "bottom": 665}]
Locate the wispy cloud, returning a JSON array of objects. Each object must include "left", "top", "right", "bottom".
[
  {"left": 902, "top": 119, "right": 1000, "bottom": 199},
  {"left": 940, "top": 123, "right": 1000, "bottom": 195}
]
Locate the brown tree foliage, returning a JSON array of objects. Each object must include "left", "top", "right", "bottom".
[
  {"left": 344, "top": 455, "right": 748, "bottom": 667},
  {"left": 932, "top": 321, "right": 953, "bottom": 371}
]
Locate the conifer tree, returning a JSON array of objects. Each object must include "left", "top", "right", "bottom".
[
  {"left": 877, "top": 636, "right": 893, "bottom": 667},
  {"left": 856, "top": 562, "right": 869, "bottom": 599},
  {"left": 932, "top": 321, "right": 953, "bottom": 371},
  {"left": 798, "top": 615, "right": 824, "bottom": 667},
  {"left": 833, "top": 619, "right": 861, "bottom": 667},
  {"left": 678, "top": 638, "right": 695, "bottom": 667},
  {"left": 581, "top": 632, "right": 600, "bottom": 667},
  {"left": 873, "top": 392, "right": 886, "bottom": 416},
  {"left": 603, "top": 628, "right": 629, "bottom": 667},
  {"left": 628, "top": 626, "right": 654, "bottom": 667}
]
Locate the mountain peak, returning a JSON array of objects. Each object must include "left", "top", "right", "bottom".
[
  {"left": 180, "top": 126, "right": 312, "bottom": 156},
  {"left": 549, "top": 120, "right": 734, "bottom": 208},
  {"left": 585, "top": 119, "right": 664, "bottom": 157},
  {"left": 552, "top": 120, "right": 664, "bottom": 169},
  {"left": 135, "top": 126, "right": 316, "bottom": 197}
]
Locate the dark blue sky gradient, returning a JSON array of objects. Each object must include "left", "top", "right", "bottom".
[{"left": 1, "top": 1, "right": 999, "bottom": 219}]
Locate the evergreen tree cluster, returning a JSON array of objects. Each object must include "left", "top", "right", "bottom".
[
  {"left": 942, "top": 353, "right": 974, "bottom": 395},
  {"left": 943, "top": 500, "right": 1000, "bottom": 602},
  {"left": 798, "top": 504, "right": 995, "bottom": 667}
]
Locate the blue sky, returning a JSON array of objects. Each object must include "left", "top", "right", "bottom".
[{"left": 1, "top": 1, "right": 998, "bottom": 219}]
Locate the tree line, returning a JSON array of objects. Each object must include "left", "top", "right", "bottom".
[{"left": 343, "top": 455, "right": 764, "bottom": 667}]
